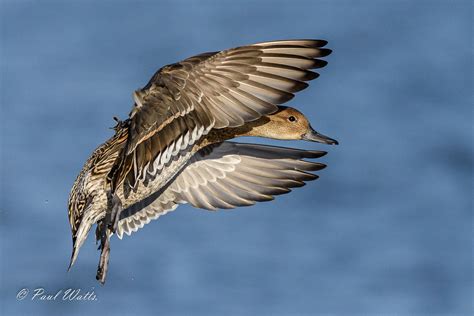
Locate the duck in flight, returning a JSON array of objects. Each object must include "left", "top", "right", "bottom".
[{"left": 67, "top": 39, "right": 338, "bottom": 284}]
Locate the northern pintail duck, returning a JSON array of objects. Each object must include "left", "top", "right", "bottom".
[{"left": 68, "top": 39, "right": 338, "bottom": 284}]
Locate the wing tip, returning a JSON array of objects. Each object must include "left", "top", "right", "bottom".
[
  {"left": 304, "top": 150, "right": 328, "bottom": 159},
  {"left": 254, "top": 39, "right": 329, "bottom": 48}
]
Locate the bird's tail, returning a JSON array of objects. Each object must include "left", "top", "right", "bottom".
[{"left": 67, "top": 212, "right": 96, "bottom": 271}]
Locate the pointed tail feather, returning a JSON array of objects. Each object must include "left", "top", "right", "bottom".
[{"left": 67, "top": 212, "right": 97, "bottom": 271}]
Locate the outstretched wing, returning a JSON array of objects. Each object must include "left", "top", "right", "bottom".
[
  {"left": 171, "top": 142, "right": 327, "bottom": 209},
  {"left": 110, "top": 40, "right": 331, "bottom": 191},
  {"left": 116, "top": 142, "right": 327, "bottom": 238}
]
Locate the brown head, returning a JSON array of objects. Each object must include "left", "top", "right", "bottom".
[{"left": 239, "top": 106, "right": 338, "bottom": 145}]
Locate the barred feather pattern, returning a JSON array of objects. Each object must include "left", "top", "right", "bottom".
[
  {"left": 116, "top": 142, "right": 327, "bottom": 238},
  {"left": 68, "top": 39, "right": 333, "bottom": 268},
  {"left": 112, "top": 40, "right": 331, "bottom": 192},
  {"left": 68, "top": 126, "right": 128, "bottom": 237}
]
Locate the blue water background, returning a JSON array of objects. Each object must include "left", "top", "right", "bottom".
[{"left": 1, "top": 1, "right": 472, "bottom": 315}]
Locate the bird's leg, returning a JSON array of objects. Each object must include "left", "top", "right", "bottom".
[
  {"left": 96, "top": 223, "right": 111, "bottom": 285},
  {"left": 95, "top": 220, "right": 102, "bottom": 247},
  {"left": 96, "top": 215, "right": 110, "bottom": 284},
  {"left": 108, "top": 192, "right": 123, "bottom": 233},
  {"left": 95, "top": 191, "right": 113, "bottom": 284},
  {"left": 96, "top": 191, "right": 123, "bottom": 284}
]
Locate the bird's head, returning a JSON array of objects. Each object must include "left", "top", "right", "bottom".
[{"left": 242, "top": 106, "right": 338, "bottom": 145}]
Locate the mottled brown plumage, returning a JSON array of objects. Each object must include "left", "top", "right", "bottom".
[{"left": 68, "top": 39, "right": 337, "bottom": 284}]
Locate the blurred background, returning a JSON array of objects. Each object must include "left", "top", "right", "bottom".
[{"left": 0, "top": 0, "right": 472, "bottom": 315}]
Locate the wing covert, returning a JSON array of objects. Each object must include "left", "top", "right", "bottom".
[
  {"left": 116, "top": 141, "right": 328, "bottom": 238},
  {"left": 112, "top": 39, "right": 331, "bottom": 191}
]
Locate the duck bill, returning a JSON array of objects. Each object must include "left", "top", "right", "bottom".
[{"left": 302, "top": 126, "right": 339, "bottom": 145}]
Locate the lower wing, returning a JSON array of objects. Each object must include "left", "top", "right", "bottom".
[{"left": 116, "top": 141, "right": 327, "bottom": 239}]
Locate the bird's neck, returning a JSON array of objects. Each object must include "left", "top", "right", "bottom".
[{"left": 203, "top": 116, "right": 273, "bottom": 144}]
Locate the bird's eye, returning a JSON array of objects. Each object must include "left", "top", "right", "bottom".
[{"left": 288, "top": 116, "right": 297, "bottom": 122}]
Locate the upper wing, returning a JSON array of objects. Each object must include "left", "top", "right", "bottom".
[
  {"left": 116, "top": 141, "right": 327, "bottom": 238},
  {"left": 110, "top": 40, "right": 331, "bottom": 191}
]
